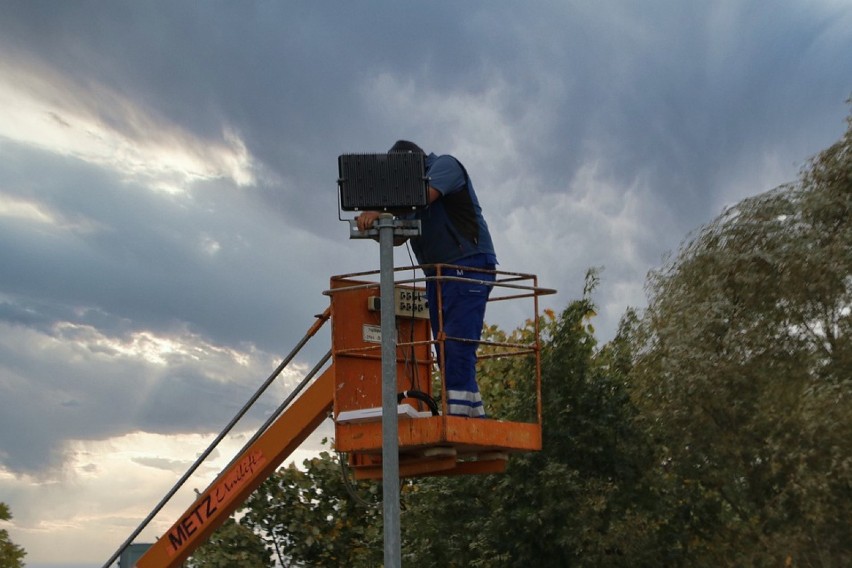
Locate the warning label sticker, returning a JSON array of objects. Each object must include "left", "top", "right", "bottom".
[{"left": 363, "top": 324, "right": 382, "bottom": 344}]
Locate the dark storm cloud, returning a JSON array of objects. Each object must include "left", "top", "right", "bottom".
[
  {"left": 0, "top": 141, "right": 334, "bottom": 473},
  {"left": 0, "top": 300, "right": 58, "bottom": 331},
  {"left": 0, "top": 0, "right": 850, "bottom": 482},
  {"left": 2, "top": 1, "right": 559, "bottom": 233},
  {"left": 5, "top": 1, "right": 844, "bottom": 250},
  {"left": 0, "top": 140, "right": 338, "bottom": 352},
  {"left": 488, "top": 2, "right": 852, "bottom": 232},
  {"left": 0, "top": 313, "right": 289, "bottom": 474}
]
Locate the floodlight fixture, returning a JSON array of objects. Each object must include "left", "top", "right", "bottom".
[{"left": 338, "top": 152, "right": 429, "bottom": 212}]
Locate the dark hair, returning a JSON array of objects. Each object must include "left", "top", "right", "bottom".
[{"left": 388, "top": 140, "right": 425, "bottom": 154}]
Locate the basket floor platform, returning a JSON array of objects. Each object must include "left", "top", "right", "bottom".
[{"left": 336, "top": 411, "right": 541, "bottom": 479}]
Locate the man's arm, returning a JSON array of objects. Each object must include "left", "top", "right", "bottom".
[
  {"left": 426, "top": 186, "right": 442, "bottom": 204},
  {"left": 354, "top": 187, "right": 442, "bottom": 234},
  {"left": 355, "top": 187, "right": 441, "bottom": 245}
]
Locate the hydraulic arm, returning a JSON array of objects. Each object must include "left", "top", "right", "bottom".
[{"left": 135, "top": 366, "right": 334, "bottom": 567}]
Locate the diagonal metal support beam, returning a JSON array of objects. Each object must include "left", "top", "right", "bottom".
[{"left": 135, "top": 366, "right": 335, "bottom": 568}]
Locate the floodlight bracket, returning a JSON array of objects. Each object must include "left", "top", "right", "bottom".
[{"left": 348, "top": 218, "right": 421, "bottom": 240}]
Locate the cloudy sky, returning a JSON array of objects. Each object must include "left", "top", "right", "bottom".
[{"left": 0, "top": 1, "right": 850, "bottom": 565}]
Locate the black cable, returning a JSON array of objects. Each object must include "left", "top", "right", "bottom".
[
  {"left": 404, "top": 243, "right": 430, "bottom": 403},
  {"left": 397, "top": 390, "right": 439, "bottom": 415},
  {"left": 337, "top": 452, "right": 377, "bottom": 509}
]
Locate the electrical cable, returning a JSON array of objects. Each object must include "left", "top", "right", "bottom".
[
  {"left": 337, "top": 452, "right": 377, "bottom": 509},
  {"left": 404, "top": 242, "right": 431, "bottom": 406},
  {"left": 397, "top": 390, "right": 439, "bottom": 415}
]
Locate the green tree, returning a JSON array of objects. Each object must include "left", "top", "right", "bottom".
[
  {"left": 241, "top": 450, "right": 383, "bottom": 567},
  {"left": 0, "top": 503, "right": 26, "bottom": 568},
  {"left": 629, "top": 107, "right": 852, "bottom": 565},
  {"left": 186, "top": 517, "right": 272, "bottom": 568},
  {"left": 402, "top": 274, "right": 658, "bottom": 567}
]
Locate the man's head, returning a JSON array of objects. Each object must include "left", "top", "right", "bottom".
[{"left": 389, "top": 140, "right": 425, "bottom": 154}]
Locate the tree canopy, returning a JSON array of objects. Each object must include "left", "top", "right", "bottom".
[
  {"left": 186, "top": 516, "right": 272, "bottom": 568},
  {"left": 0, "top": 503, "right": 26, "bottom": 568},
  {"left": 240, "top": 450, "right": 383, "bottom": 567},
  {"left": 629, "top": 104, "right": 851, "bottom": 565}
]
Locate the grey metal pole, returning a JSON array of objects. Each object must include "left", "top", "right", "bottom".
[{"left": 377, "top": 213, "right": 401, "bottom": 568}]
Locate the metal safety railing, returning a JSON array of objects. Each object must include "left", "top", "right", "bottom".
[{"left": 326, "top": 264, "right": 556, "bottom": 423}]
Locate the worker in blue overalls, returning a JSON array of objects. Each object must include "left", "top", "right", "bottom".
[{"left": 356, "top": 140, "right": 497, "bottom": 417}]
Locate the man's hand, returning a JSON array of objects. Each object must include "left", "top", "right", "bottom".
[{"left": 355, "top": 211, "right": 382, "bottom": 232}]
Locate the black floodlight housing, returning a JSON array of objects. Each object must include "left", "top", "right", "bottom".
[{"left": 338, "top": 152, "right": 429, "bottom": 211}]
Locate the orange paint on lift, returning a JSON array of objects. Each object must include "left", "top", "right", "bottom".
[
  {"left": 136, "top": 367, "right": 334, "bottom": 568},
  {"left": 327, "top": 268, "right": 552, "bottom": 479}
]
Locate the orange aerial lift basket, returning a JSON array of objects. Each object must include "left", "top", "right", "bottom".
[{"left": 327, "top": 264, "right": 555, "bottom": 480}]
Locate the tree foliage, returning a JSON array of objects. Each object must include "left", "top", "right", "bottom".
[
  {"left": 630, "top": 107, "right": 852, "bottom": 565},
  {"left": 0, "top": 503, "right": 26, "bottom": 568},
  {"left": 241, "top": 450, "right": 383, "bottom": 567},
  {"left": 401, "top": 274, "right": 658, "bottom": 567},
  {"left": 186, "top": 516, "right": 272, "bottom": 568},
  {"left": 202, "top": 283, "right": 652, "bottom": 567}
]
